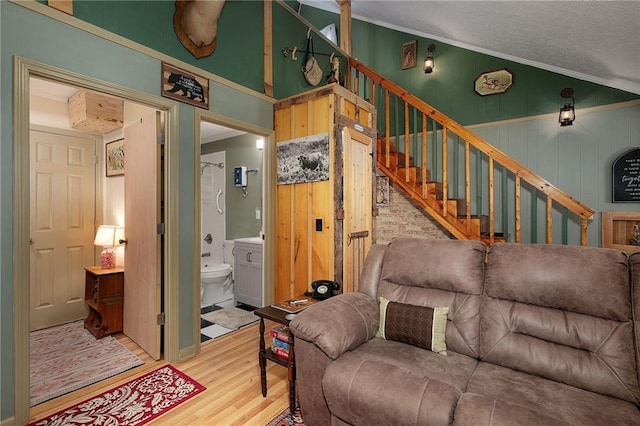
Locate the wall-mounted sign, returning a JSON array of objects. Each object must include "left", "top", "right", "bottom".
[
  {"left": 612, "top": 147, "right": 640, "bottom": 202},
  {"left": 161, "top": 62, "right": 209, "bottom": 109},
  {"left": 474, "top": 68, "right": 513, "bottom": 96}
]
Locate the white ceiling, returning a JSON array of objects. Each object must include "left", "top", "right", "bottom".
[{"left": 301, "top": 0, "right": 640, "bottom": 95}]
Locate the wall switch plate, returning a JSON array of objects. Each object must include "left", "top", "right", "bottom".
[
  {"left": 255, "top": 209, "right": 261, "bottom": 220},
  {"left": 315, "top": 218, "right": 323, "bottom": 231}
]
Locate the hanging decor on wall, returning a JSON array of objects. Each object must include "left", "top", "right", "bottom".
[
  {"left": 376, "top": 175, "right": 390, "bottom": 206},
  {"left": 474, "top": 68, "right": 513, "bottom": 96},
  {"left": 105, "top": 139, "right": 125, "bottom": 177},
  {"left": 277, "top": 133, "right": 329, "bottom": 185},
  {"left": 402, "top": 40, "right": 417, "bottom": 70},
  {"left": 612, "top": 147, "right": 640, "bottom": 202},
  {"left": 161, "top": 62, "right": 209, "bottom": 109},
  {"left": 174, "top": 0, "right": 225, "bottom": 59}
]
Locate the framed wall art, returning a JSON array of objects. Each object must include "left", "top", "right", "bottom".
[
  {"left": 474, "top": 68, "right": 514, "bottom": 96},
  {"left": 277, "top": 133, "right": 329, "bottom": 185},
  {"left": 402, "top": 40, "right": 417, "bottom": 70},
  {"left": 105, "top": 139, "right": 125, "bottom": 177},
  {"left": 376, "top": 175, "right": 390, "bottom": 206},
  {"left": 161, "top": 62, "right": 209, "bottom": 109}
]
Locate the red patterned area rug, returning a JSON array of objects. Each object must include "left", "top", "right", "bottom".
[
  {"left": 266, "top": 402, "right": 305, "bottom": 426},
  {"left": 28, "top": 365, "right": 206, "bottom": 426}
]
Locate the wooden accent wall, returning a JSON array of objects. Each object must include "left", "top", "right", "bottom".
[{"left": 274, "top": 84, "right": 376, "bottom": 302}]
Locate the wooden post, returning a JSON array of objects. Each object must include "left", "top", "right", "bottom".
[
  {"left": 264, "top": 0, "right": 274, "bottom": 97},
  {"left": 339, "top": 1, "right": 352, "bottom": 55}
]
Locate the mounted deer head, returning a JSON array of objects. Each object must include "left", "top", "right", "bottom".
[{"left": 174, "top": 0, "right": 226, "bottom": 59}]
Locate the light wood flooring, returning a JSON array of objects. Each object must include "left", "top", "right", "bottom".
[{"left": 29, "top": 320, "right": 290, "bottom": 425}]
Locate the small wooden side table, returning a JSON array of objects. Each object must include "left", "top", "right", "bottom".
[
  {"left": 84, "top": 266, "right": 124, "bottom": 339},
  {"left": 254, "top": 306, "right": 296, "bottom": 414}
]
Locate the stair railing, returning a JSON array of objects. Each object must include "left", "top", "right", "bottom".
[{"left": 347, "top": 57, "right": 594, "bottom": 245}]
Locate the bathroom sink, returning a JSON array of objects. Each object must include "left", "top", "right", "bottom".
[{"left": 233, "top": 236, "right": 263, "bottom": 245}]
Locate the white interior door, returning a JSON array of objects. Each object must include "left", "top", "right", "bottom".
[
  {"left": 123, "top": 112, "right": 162, "bottom": 360},
  {"left": 29, "top": 129, "right": 96, "bottom": 331}
]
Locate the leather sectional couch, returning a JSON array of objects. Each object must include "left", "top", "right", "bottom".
[{"left": 289, "top": 238, "right": 640, "bottom": 425}]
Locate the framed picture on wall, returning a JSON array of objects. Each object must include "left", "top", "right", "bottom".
[
  {"left": 474, "top": 68, "right": 514, "bottom": 96},
  {"left": 402, "top": 40, "right": 417, "bottom": 70},
  {"left": 105, "top": 139, "right": 125, "bottom": 177}
]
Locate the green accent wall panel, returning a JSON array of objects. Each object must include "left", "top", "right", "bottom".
[{"left": 73, "top": 0, "right": 265, "bottom": 93}]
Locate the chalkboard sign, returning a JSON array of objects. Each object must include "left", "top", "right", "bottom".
[{"left": 612, "top": 148, "right": 640, "bottom": 202}]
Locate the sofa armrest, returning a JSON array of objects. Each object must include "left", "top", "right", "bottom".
[{"left": 289, "top": 292, "right": 379, "bottom": 359}]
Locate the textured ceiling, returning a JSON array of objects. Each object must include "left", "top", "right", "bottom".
[{"left": 301, "top": 1, "right": 640, "bottom": 94}]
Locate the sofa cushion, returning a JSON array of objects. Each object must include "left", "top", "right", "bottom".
[
  {"left": 630, "top": 253, "right": 640, "bottom": 391},
  {"left": 454, "top": 393, "right": 571, "bottom": 426},
  {"left": 482, "top": 243, "right": 640, "bottom": 403},
  {"left": 376, "top": 296, "right": 449, "bottom": 354},
  {"left": 322, "top": 338, "right": 478, "bottom": 425},
  {"left": 462, "top": 362, "right": 640, "bottom": 426},
  {"left": 377, "top": 238, "right": 486, "bottom": 358}
]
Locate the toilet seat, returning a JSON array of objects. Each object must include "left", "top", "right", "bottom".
[{"left": 202, "top": 263, "right": 232, "bottom": 278}]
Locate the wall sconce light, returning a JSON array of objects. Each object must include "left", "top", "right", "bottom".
[
  {"left": 423, "top": 44, "right": 436, "bottom": 74},
  {"left": 559, "top": 87, "right": 575, "bottom": 127},
  {"left": 94, "top": 225, "right": 124, "bottom": 269},
  {"left": 256, "top": 138, "right": 264, "bottom": 150}
]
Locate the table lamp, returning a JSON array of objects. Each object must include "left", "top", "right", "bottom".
[{"left": 94, "top": 225, "right": 124, "bottom": 269}]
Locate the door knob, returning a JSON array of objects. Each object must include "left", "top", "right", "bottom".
[{"left": 119, "top": 239, "right": 128, "bottom": 245}]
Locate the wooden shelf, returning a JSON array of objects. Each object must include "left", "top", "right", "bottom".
[{"left": 602, "top": 212, "right": 640, "bottom": 254}]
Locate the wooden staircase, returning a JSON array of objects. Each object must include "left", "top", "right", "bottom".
[{"left": 346, "top": 58, "right": 595, "bottom": 245}]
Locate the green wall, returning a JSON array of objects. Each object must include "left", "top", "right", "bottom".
[
  {"left": 0, "top": 2, "right": 271, "bottom": 421},
  {"left": 2, "top": 0, "right": 639, "bottom": 421},
  {"left": 201, "top": 135, "right": 263, "bottom": 240}
]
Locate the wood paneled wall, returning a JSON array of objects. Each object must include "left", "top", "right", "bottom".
[{"left": 274, "top": 85, "right": 376, "bottom": 302}]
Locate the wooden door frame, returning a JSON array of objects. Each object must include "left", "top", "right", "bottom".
[
  {"left": 193, "top": 110, "right": 274, "bottom": 354},
  {"left": 12, "top": 57, "right": 179, "bottom": 424}
]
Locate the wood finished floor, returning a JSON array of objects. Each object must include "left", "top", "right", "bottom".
[{"left": 29, "top": 320, "right": 290, "bottom": 425}]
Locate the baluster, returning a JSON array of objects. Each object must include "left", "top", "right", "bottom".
[
  {"left": 404, "top": 102, "right": 410, "bottom": 181},
  {"left": 442, "top": 128, "right": 448, "bottom": 217},
  {"left": 546, "top": 196, "right": 553, "bottom": 244},
  {"left": 515, "top": 176, "right": 521, "bottom": 243},
  {"left": 489, "top": 157, "right": 494, "bottom": 242},
  {"left": 465, "top": 141, "right": 471, "bottom": 232},
  {"left": 385, "top": 90, "right": 390, "bottom": 168},
  {"left": 422, "top": 113, "right": 428, "bottom": 198}
]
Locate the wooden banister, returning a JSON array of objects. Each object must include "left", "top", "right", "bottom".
[{"left": 350, "top": 57, "right": 595, "bottom": 225}]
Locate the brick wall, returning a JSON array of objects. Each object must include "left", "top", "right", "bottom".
[{"left": 375, "top": 183, "right": 453, "bottom": 244}]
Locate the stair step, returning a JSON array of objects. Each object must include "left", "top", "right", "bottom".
[{"left": 397, "top": 152, "right": 415, "bottom": 168}]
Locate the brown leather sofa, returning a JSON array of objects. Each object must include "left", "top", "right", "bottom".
[{"left": 289, "top": 238, "right": 640, "bottom": 425}]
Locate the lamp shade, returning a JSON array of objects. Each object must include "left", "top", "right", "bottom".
[{"left": 94, "top": 225, "right": 124, "bottom": 247}]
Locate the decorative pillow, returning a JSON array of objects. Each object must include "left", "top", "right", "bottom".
[{"left": 376, "top": 297, "right": 449, "bottom": 355}]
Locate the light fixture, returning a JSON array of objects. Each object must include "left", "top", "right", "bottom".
[
  {"left": 94, "top": 225, "right": 124, "bottom": 269},
  {"left": 320, "top": 23, "right": 338, "bottom": 45},
  {"left": 256, "top": 138, "right": 264, "bottom": 150},
  {"left": 559, "top": 87, "right": 575, "bottom": 126},
  {"left": 423, "top": 44, "right": 436, "bottom": 74}
]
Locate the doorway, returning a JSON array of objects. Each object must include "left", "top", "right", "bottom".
[
  {"left": 196, "top": 116, "right": 269, "bottom": 346},
  {"left": 13, "top": 58, "right": 180, "bottom": 424}
]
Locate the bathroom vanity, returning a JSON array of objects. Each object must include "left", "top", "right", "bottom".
[{"left": 234, "top": 237, "right": 263, "bottom": 308}]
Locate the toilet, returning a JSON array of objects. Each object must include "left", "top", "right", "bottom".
[{"left": 200, "top": 240, "right": 234, "bottom": 306}]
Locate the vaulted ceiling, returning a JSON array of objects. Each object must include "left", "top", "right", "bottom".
[{"left": 301, "top": 1, "right": 640, "bottom": 95}]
